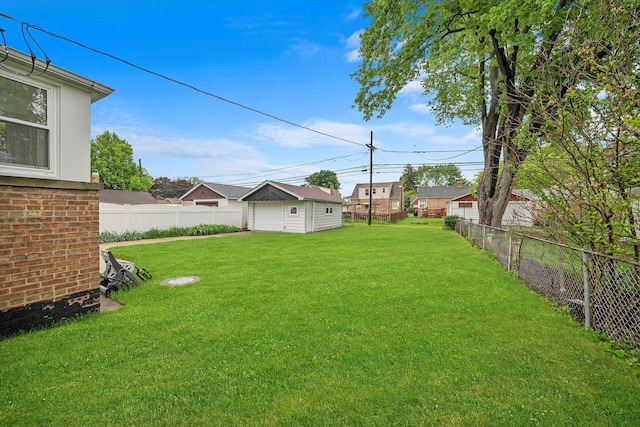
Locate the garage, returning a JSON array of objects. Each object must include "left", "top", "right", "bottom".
[{"left": 240, "top": 181, "right": 344, "bottom": 233}]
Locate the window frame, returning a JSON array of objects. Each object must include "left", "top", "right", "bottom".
[
  {"left": 0, "top": 73, "right": 58, "bottom": 179},
  {"left": 289, "top": 206, "right": 298, "bottom": 216}
]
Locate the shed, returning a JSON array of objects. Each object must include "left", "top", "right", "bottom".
[
  {"left": 239, "top": 181, "right": 344, "bottom": 233},
  {"left": 447, "top": 190, "right": 537, "bottom": 227}
]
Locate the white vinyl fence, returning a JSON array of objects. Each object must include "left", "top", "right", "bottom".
[{"left": 100, "top": 203, "right": 243, "bottom": 233}]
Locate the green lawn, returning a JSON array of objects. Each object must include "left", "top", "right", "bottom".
[{"left": 1, "top": 219, "right": 639, "bottom": 426}]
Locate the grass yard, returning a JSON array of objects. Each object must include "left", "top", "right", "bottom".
[{"left": 1, "top": 219, "right": 639, "bottom": 426}]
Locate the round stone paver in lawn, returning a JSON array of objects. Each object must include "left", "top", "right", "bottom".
[{"left": 160, "top": 276, "right": 201, "bottom": 287}]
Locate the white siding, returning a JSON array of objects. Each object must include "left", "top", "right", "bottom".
[
  {"left": 447, "top": 199, "right": 534, "bottom": 227},
  {"left": 313, "top": 202, "right": 342, "bottom": 231},
  {"left": 502, "top": 201, "right": 534, "bottom": 227},
  {"left": 283, "top": 201, "right": 306, "bottom": 233},
  {"left": 0, "top": 77, "right": 92, "bottom": 182},
  {"left": 247, "top": 200, "right": 342, "bottom": 233},
  {"left": 447, "top": 200, "right": 480, "bottom": 222}
]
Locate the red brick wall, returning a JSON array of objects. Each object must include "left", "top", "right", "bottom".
[{"left": 0, "top": 179, "right": 101, "bottom": 336}]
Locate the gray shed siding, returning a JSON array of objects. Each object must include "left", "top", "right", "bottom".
[{"left": 313, "top": 202, "right": 342, "bottom": 231}]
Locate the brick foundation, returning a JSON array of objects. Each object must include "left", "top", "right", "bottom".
[{"left": 0, "top": 177, "right": 102, "bottom": 337}]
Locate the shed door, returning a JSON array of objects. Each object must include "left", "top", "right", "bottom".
[{"left": 253, "top": 202, "right": 284, "bottom": 231}]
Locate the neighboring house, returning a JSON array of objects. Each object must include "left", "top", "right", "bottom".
[
  {"left": 447, "top": 190, "right": 537, "bottom": 227},
  {"left": 349, "top": 180, "right": 403, "bottom": 215},
  {"left": 180, "top": 182, "right": 251, "bottom": 229},
  {"left": 239, "top": 181, "right": 344, "bottom": 233},
  {"left": 410, "top": 183, "right": 471, "bottom": 217},
  {"left": 99, "top": 189, "right": 158, "bottom": 205},
  {"left": 0, "top": 47, "right": 114, "bottom": 336}
]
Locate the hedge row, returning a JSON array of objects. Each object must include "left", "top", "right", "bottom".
[{"left": 99, "top": 224, "right": 240, "bottom": 243}]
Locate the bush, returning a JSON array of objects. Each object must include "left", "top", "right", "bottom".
[
  {"left": 99, "top": 224, "right": 239, "bottom": 243},
  {"left": 443, "top": 215, "right": 460, "bottom": 230}
]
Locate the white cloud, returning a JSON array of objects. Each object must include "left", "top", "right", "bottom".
[
  {"left": 345, "top": 8, "right": 361, "bottom": 20},
  {"left": 288, "top": 39, "right": 322, "bottom": 59},
  {"left": 399, "top": 79, "right": 424, "bottom": 97},
  {"left": 344, "top": 30, "right": 363, "bottom": 63},
  {"left": 250, "top": 119, "right": 370, "bottom": 148},
  {"left": 374, "top": 121, "right": 436, "bottom": 139},
  {"left": 409, "top": 104, "right": 433, "bottom": 115}
]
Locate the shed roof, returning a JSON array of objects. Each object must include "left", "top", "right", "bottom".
[
  {"left": 240, "top": 181, "right": 344, "bottom": 203},
  {"left": 180, "top": 182, "right": 252, "bottom": 200}
]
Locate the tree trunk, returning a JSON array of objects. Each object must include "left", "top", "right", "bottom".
[{"left": 477, "top": 65, "right": 501, "bottom": 226}]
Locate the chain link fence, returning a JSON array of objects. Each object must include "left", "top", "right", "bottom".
[{"left": 456, "top": 219, "right": 640, "bottom": 349}]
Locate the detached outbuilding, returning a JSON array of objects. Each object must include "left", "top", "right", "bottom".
[
  {"left": 239, "top": 181, "right": 344, "bottom": 233},
  {"left": 447, "top": 190, "right": 537, "bottom": 227}
]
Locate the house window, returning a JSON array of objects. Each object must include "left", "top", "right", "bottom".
[
  {"left": 459, "top": 202, "right": 473, "bottom": 208},
  {"left": 325, "top": 207, "right": 333, "bottom": 214},
  {"left": 382, "top": 188, "right": 386, "bottom": 193},
  {"left": 0, "top": 75, "right": 51, "bottom": 169},
  {"left": 418, "top": 201, "right": 426, "bottom": 209},
  {"left": 290, "top": 206, "right": 298, "bottom": 215},
  {"left": 372, "top": 188, "right": 377, "bottom": 194},
  {"left": 364, "top": 188, "right": 369, "bottom": 196},
  {"left": 392, "top": 201, "right": 398, "bottom": 210}
]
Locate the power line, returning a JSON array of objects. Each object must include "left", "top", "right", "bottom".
[
  {"left": 0, "top": 13, "right": 492, "bottom": 188},
  {"left": 0, "top": 13, "right": 368, "bottom": 148}
]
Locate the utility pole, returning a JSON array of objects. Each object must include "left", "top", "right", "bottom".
[{"left": 367, "top": 131, "right": 375, "bottom": 226}]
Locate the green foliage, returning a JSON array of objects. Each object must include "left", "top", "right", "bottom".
[
  {"left": 353, "top": 0, "right": 636, "bottom": 228},
  {"left": 401, "top": 164, "right": 419, "bottom": 192},
  {"left": 304, "top": 169, "right": 340, "bottom": 190},
  {"left": 513, "top": 3, "right": 640, "bottom": 258},
  {"left": 417, "top": 164, "right": 466, "bottom": 187},
  {"left": 443, "top": 215, "right": 460, "bottom": 230},
  {"left": 99, "top": 224, "right": 239, "bottom": 243},
  {"left": 403, "top": 189, "right": 416, "bottom": 210},
  {"left": 91, "top": 131, "right": 153, "bottom": 191},
  {"left": 150, "top": 177, "right": 199, "bottom": 199}
]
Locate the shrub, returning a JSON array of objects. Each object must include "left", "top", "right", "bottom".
[
  {"left": 99, "top": 224, "right": 239, "bottom": 243},
  {"left": 443, "top": 215, "right": 460, "bottom": 230}
]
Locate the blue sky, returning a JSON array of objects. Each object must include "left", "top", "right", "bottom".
[{"left": 1, "top": 1, "right": 482, "bottom": 194}]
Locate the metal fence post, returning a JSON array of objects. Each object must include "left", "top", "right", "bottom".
[
  {"left": 507, "top": 235, "right": 512, "bottom": 272},
  {"left": 482, "top": 225, "right": 486, "bottom": 250},
  {"left": 582, "top": 250, "right": 591, "bottom": 329}
]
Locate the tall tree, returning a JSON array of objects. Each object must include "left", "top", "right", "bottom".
[
  {"left": 401, "top": 164, "right": 418, "bottom": 192},
  {"left": 305, "top": 170, "right": 340, "bottom": 190},
  {"left": 150, "top": 177, "right": 200, "bottom": 199},
  {"left": 91, "top": 131, "right": 153, "bottom": 191},
  {"left": 417, "top": 164, "right": 466, "bottom": 187},
  {"left": 352, "top": 0, "right": 612, "bottom": 227},
  {"left": 517, "top": 2, "right": 640, "bottom": 259}
]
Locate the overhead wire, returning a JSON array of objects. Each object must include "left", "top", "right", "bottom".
[
  {"left": 0, "top": 15, "right": 50, "bottom": 76},
  {"left": 0, "top": 12, "right": 491, "bottom": 187},
  {"left": 0, "top": 13, "right": 368, "bottom": 147}
]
